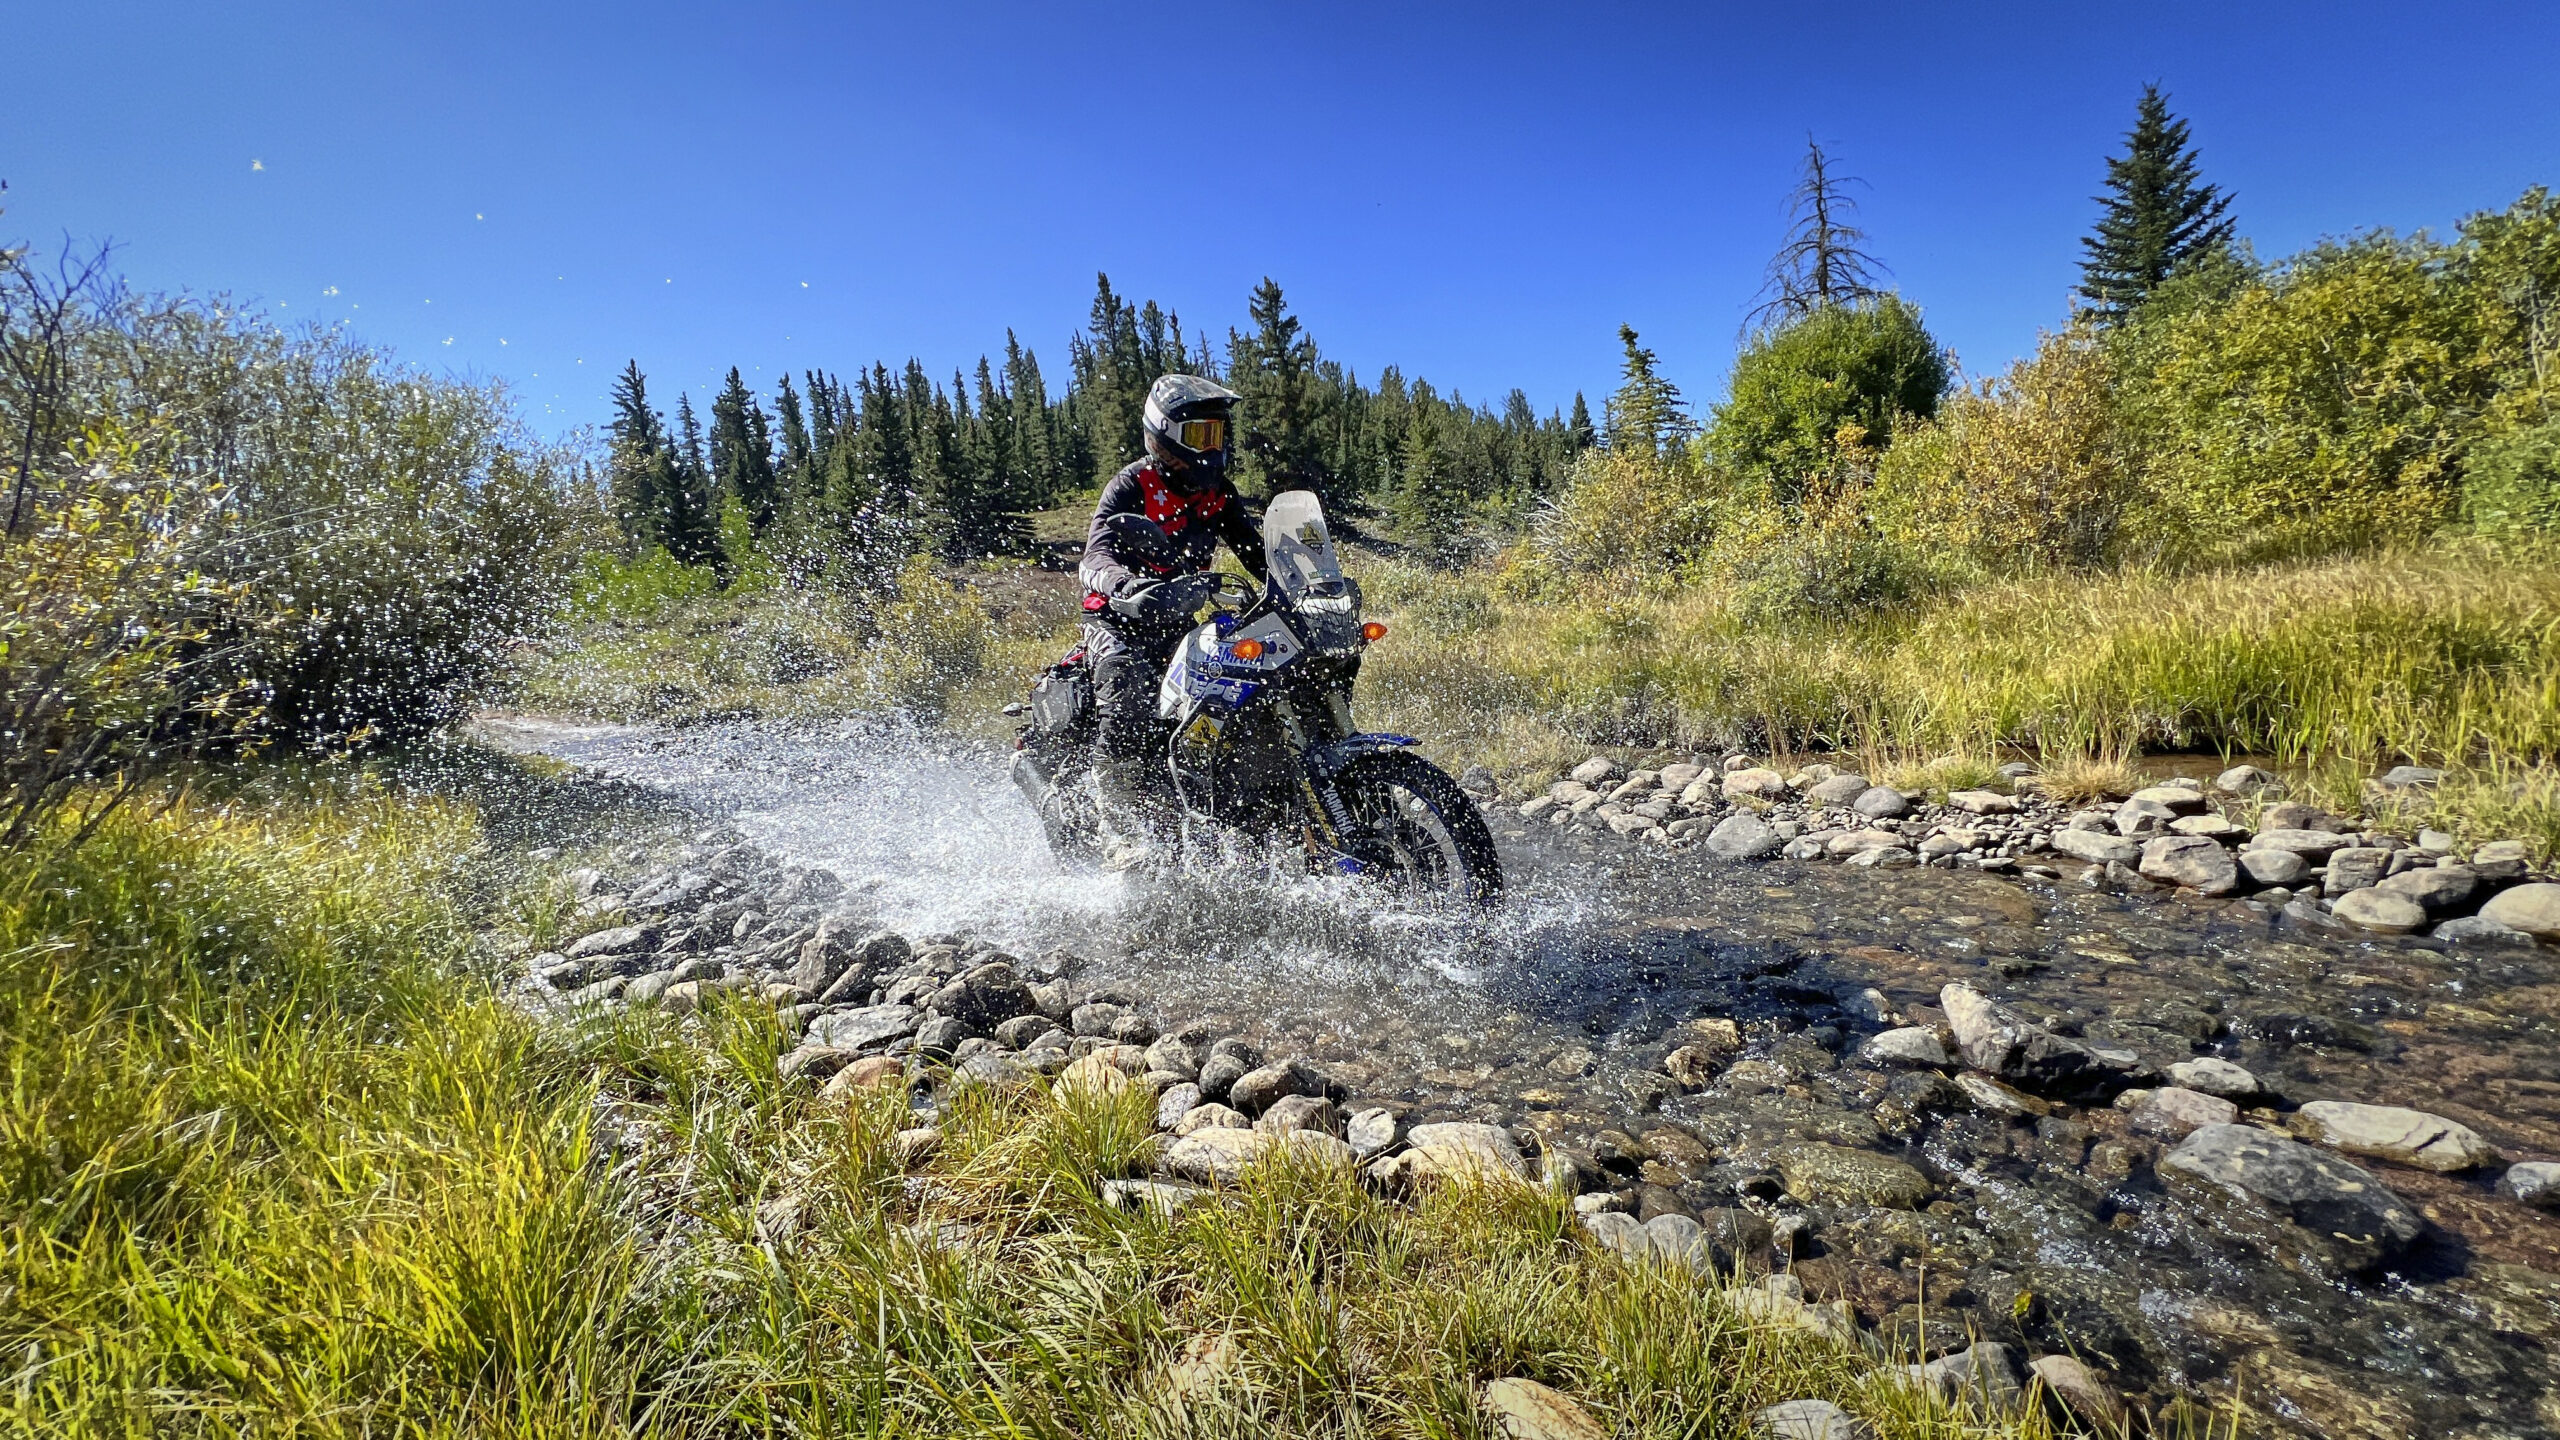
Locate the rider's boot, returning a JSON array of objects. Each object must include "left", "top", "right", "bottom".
[{"left": 1094, "top": 761, "right": 1172, "bottom": 873}]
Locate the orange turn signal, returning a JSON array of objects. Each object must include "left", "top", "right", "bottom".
[
  {"left": 1360, "top": 621, "right": 1388, "bottom": 642},
  {"left": 1231, "top": 638, "right": 1266, "bottom": 660}
]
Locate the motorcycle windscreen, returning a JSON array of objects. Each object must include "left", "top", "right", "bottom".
[{"left": 1263, "top": 490, "right": 1347, "bottom": 603}]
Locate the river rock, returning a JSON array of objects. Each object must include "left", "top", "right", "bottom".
[
  {"left": 2139, "top": 834, "right": 2239, "bottom": 894},
  {"left": 1396, "top": 1122, "right": 1532, "bottom": 1185},
  {"left": 1860, "top": 1027, "right": 1950, "bottom": 1069},
  {"left": 2264, "top": 801, "right": 2346, "bottom": 832},
  {"left": 1947, "top": 789, "right": 2019, "bottom": 815},
  {"left": 1826, "top": 828, "right": 1904, "bottom": 857},
  {"left": 1163, "top": 1127, "right": 1354, "bottom": 1186},
  {"left": 2331, "top": 887, "right": 2428, "bottom": 934},
  {"left": 2239, "top": 847, "right": 2311, "bottom": 886},
  {"left": 1851, "top": 786, "right": 1911, "bottom": 819},
  {"left": 2051, "top": 829, "right": 2140, "bottom": 866},
  {"left": 1054, "top": 1044, "right": 1149, "bottom": 1098},
  {"left": 1255, "top": 1094, "right": 1339, "bottom": 1136},
  {"left": 2129, "top": 785, "right": 2210, "bottom": 814},
  {"left": 1150, "top": 1083, "right": 1203, "bottom": 1132},
  {"left": 1195, "top": 1052, "right": 1250, "bottom": 1103},
  {"left": 1346, "top": 1106, "right": 1399, "bottom": 1158},
  {"left": 2497, "top": 1161, "right": 2560, "bottom": 1208},
  {"left": 2158, "top": 1123, "right": 2422, "bottom": 1274},
  {"left": 2217, "top": 764, "right": 2282, "bottom": 795},
  {"left": 1173, "top": 1102, "right": 1250, "bottom": 1136},
  {"left": 1775, "top": 1142, "right": 1932, "bottom": 1209},
  {"left": 1705, "top": 811, "right": 1784, "bottom": 860},
  {"left": 1844, "top": 846, "right": 1915, "bottom": 869},
  {"left": 1228, "top": 1057, "right": 1328, "bottom": 1116},
  {"left": 1807, "top": 772, "right": 1871, "bottom": 805},
  {"left": 925, "top": 961, "right": 1038, "bottom": 1033},
  {"left": 1923, "top": 1342, "right": 2024, "bottom": 1408},
  {"left": 2433, "top": 915, "right": 2537, "bottom": 946},
  {"left": 2028, "top": 1355, "right": 2125, "bottom": 1429},
  {"left": 2323, "top": 847, "right": 2392, "bottom": 896},
  {"left": 2471, "top": 839, "right": 2533, "bottom": 881},
  {"left": 1569, "top": 756, "right": 1620, "bottom": 785},
  {"left": 2375, "top": 863, "right": 2480, "bottom": 914},
  {"left": 1755, "top": 1399, "right": 1867, "bottom": 1439},
  {"left": 2290, "top": 1101, "right": 2500, "bottom": 1172},
  {"left": 1070, "top": 1001, "right": 1133, "bottom": 1038},
  {"left": 2112, "top": 797, "right": 2181, "bottom": 836},
  {"left": 805, "top": 1003, "right": 920, "bottom": 1052},
  {"left": 2167, "top": 1057, "right": 2263, "bottom": 1101},
  {"left": 2480, "top": 882, "right": 2560, "bottom": 939},
  {"left": 1940, "top": 983, "right": 2140, "bottom": 1097},
  {"left": 819, "top": 1054, "right": 906, "bottom": 1098},
  {"left": 1143, "top": 1035, "right": 1205, "bottom": 1080},
  {"left": 2169, "top": 813, "right": 2245, "bottom": 840},
  {"left": 1479, "top": 1377, "right": 1606, "bottom": 1440},
  {"left": 566, "top": 924, "right": 652, "bottom": 960},
  {"left": 1723, "top": 767, "right": 1789, "bottom": 800},
  {"left": 2248, "top": 828, "right": 2352, "bottom": 862},
  {"left": 2125, "top": 1085, "right": 2239, "bottom": 1138}
]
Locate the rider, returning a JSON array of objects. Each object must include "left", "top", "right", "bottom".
[{"left": 1079, "top": 374, "right": 1268, "bottom": 867}]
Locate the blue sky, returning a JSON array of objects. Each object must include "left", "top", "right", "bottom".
[{"left": 11, "top": 1, "right": 2556, "bottom": 438}]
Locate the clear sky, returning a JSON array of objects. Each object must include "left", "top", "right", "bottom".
[{"left": 10, "top": 1, "right": 2557, "bottom": 438}]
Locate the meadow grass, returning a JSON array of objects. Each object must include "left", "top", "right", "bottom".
[{"left": 0, "top": 777, "right": 2116, "bottom": 1438}]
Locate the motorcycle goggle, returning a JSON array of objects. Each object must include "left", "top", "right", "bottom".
[{"left": 1174, "top": 417, "right": 1227, "bottom": 454}]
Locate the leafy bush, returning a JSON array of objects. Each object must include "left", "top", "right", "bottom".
[
  {"left": 1711, "top": 502, "right": 1920, "bottom": 625},
  {"left": 1874, "top": 326, "right": 2132, "bottom": 573},
  {"left": 1530, "top": 448, "right": 1722, "bottom": 582},
  {"left": 5, "top": 258, "right": 592, "bottom": 748},
  {"left": 1706, "top": 297, "right": 1949, "bottom": 504}
]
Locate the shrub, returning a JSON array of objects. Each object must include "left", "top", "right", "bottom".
[
  {"left": 2462, "top": 412, "right": 2560, "bottom": 544},
  {"left": 1531, "top": 448, "right": 1722, "bottom": 582},
  {"left": 1706, "top": 297, "right": 1949, "bottom": 504},
  {"left": 1874, "top": 325, "right": 2132, "bottom": 573}
]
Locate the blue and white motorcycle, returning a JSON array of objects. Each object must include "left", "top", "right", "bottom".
[{"left": 1010, "top": 490, "right": 1502, "bottom": 903}]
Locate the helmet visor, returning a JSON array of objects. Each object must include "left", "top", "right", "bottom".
[{"left": 1175, "top": 417, "right": 1226, "bottom": 455}]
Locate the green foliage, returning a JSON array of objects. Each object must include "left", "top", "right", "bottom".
[
  {"left": 2080, "top": 85, "right": 2238, "bottom": 321},
  {"left": 1605, "top": 325, "right": 1694, "bottom": 459},
  {"left": 1707, "top": 298, "right": 1949, "bottom": 505},
  {"left": 2462, "top": 412, "right": 2560, "bottom": 544}
]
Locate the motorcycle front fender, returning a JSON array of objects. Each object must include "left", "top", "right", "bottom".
[{"left": 1304, "top": 732, "right": 1421, "bottom": 780}]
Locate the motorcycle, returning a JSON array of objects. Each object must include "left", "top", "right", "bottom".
[{"left": 1008, "top": 490, "right": 1503, "bottom": 904}]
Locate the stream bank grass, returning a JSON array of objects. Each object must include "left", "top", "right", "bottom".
[{"left": 1358, "top": 545, "right": 2560, "bottom": 853}]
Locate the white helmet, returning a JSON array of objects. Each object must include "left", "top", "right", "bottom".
[{"left": 1142, "top": 374, "right": 1241, "bottom": 476}]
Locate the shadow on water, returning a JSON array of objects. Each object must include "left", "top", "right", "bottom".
[{"left": 476, "top": 711, "right": 2560, "bottom": 1438}]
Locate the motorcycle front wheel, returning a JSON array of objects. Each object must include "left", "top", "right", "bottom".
[{"left": 1330, "top": 750, "right": 1504, "bottom": 905}]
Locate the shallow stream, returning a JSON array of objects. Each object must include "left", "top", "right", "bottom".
[{"left": 482, "top": 714, "right": 2560, "bottom": 1439}]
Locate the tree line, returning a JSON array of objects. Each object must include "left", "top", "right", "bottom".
[{"left": 605, "top": 276, "right": 1599, "bottom": 583}]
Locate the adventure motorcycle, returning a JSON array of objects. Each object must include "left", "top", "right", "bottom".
[{"left": 1008, "top": 490, "right": 1503, "bottom": 904}]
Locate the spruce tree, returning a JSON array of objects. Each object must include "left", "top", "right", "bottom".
[
  {"left": 607, "top": 361, "right": 671, "bottom": 546},
  {"left": 2080, "top": 85, "right": 2237, "bottom": 321},
  {"left": 1233, "top": 278, "right": 1328, "bottom": 500},
  {"left": 1566, "top": 392, "right": 1597, "bottom": 453},
  {"left": 1605, "top": 325, "right": 1695, "bottom": 458},
  {"left": 661, "top": 395, "right": 722, "bottom": 570},
  {"left": 710, "top": 367, "right": 781, "bottom": 533}
]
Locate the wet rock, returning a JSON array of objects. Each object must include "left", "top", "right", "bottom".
[
  {"left": 1807, "top": 772, "right": 1871, "bottom": 805},
  {"left": 2289, "top": 1100, "right": 2499, "bottom": 1172},
  {"left": 1386, "top": 1122, "right": 1532, "bottom": 1186},
  {"left": 1851, "top": 787, "right": 1911, "bottom": 820},
  {"left": 2431, "top": 914, "right": 2536, "bottom": 946},
  {"left": 1255, "top": 1094, "right": 1339, "bottom": 1136},
  {"left": 1195, "top": 1051, "right": 1250, "bottom": 1103},
  {"left": 2216, "top": 764, "right": 2281, "bottom": 795},
  {"left": 2263, "top": 801, "right": 2346, "bottom": 832},
  {"left": 925, "top": 961, "right": 1037, "bottom": 1033},
  {"left": 1053, "top": 1044, "right": 1149, "bottom": 1098},
  {"left": 2027, "top": 1354, "right": 2125, "bottom": 1430},
  {"left": 2051, "top": 829, "right": 2140, "bottom": 866},
  {"left": 2479, "top": 881, "right": 2560, "bottom": 939},
  {"left": 2157, "top": 1123, "right": 2421, "bottom": 1274},
  {"left": 1346, "top": 1106, "right": 1399, "bottom": 1159},
  {"left": 991, "top": 1014, "right": 1052, "bottom": 1049},
  {"left": 1921, "top": 1342, "right": 2024, "bottom": 1408},
  {"left": 1844, "top": 846, "right": 1915, "bottom": 869},
  {"left": 1070, "top": 1001, "right": 1132, "bottom": 1038},
  {"left": 2121, "top": 1085, "right": 2239, "bottom": 1139},
  {"left": 566, "top": 924, "right": 652, "bottom": 960},
  {"left": 912, "top": 1014, "right": 968, "bottom": 1057},
  {"left": 1479, "top": 1377, "right": 1607, "bottom": 1440},
  {"left": 2330, "top": 887, "right": 2427, "bottom": 934},
  {"left": 1705, "top": 811, "right": 1784, "bottom": 860},
  {"left": 2138, "top": 834, "right": 2239, "bottom": 895},
  {"left": 2495, "top": 1160, "right": 2560, "bottom": 1208},
  {"left": 805, "top": 1003, "right": 920, "bottom": 1052},
  {"left": 1776, "top": 1142, "right": 1932, "bottom": 1209},
  {"left": 2239, "top": 847, "right": 2311, "bottom": 886},
  {"left": 1110, "top": 1012, "right": 1160, "bottom": 1046},
  {"left": 1228, "top": 1057, "right": 1328, "bottom": 1116},
  {"left": 2112, "top": 797, "right": 2180, "bottom": 836},
  {"left": 2168, "top": 813, "right": 2245, "bottom": 840},
  {"left": 2470, "top": 839, "right": 2533, "bottom": 880},
  {"left": 1940, "top": 984, "right": 2140, "bottom": 1098},
  {"left": 1861, "top": 1027, "right": 1949, "bottom": 1069},
  {"left": 1664, "top": 1044, "right": 1724, "bottom": 1090},
  {"left": 1826, "top": 828, "right": 1905, "bottom": 857},
  {"left": 1173, "top": 1102, "right": 1250, "bottom": 1136},
  {"left": 2375, "top": 863, "right": 2480, "bottom": 914},
  {"left": 1755, "top": 1398, "right": 1867, "bottom": 1439},
  {"left": 1142, "top": 1034, "right": 1205, "bottom": 1079},
  {"left": 1155, "top": 1083, "right": 1202, "bottom": 1132},
  {"left": 1955, "top": 1072, "right": 2048, "bottom": 1118},
  {"left": 2166, "top": 1057, "right": 2262, "bottom": 1101},
  {"left": 1164, "top": 1127, "right": 1354, "bottom": 1186}
]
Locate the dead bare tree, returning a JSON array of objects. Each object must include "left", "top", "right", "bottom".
[
  {"left": 3, "top": 237, "right": 118, "bottom": 537},
  {"left": 1744, "top": 139, "right": 1891, "bottom": 333}
]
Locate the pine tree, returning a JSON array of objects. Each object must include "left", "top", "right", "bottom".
[
  {"left": 1567, "top": 392, "right": 1597, "bottom": 452},
  {"left": 1747, "top": 139, "right": 1890, "bottom": 330},
  {"left": 1233, "top": 277, "right": 1329, "bottom": 499},
  {"left": 2079, "top": 85, "right": 2237, "bottom": 321},
  {"left": 661, "top": 395, "right": 722, "bottom": 570},
  {"left": 606, "top": 361, "right": 672, "bottom": 546},
  {"left": 710, "top": 367, "right": 781, "bottom": 532},
  {"left": 1605, "top": 325, "right": 1694, "bottom": 458}
]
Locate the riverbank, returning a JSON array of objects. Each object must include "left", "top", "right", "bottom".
[{"left": 1, "top": 762, "right": 2071, "bottom": 1438}]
